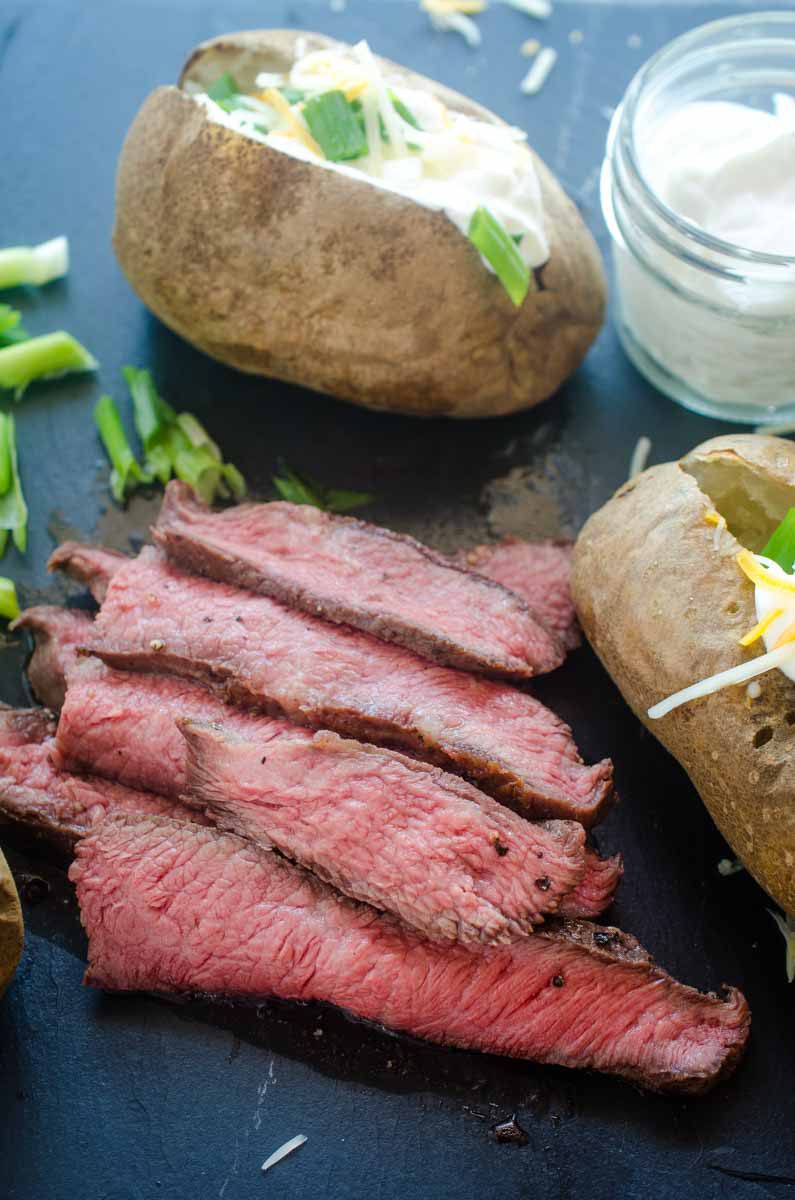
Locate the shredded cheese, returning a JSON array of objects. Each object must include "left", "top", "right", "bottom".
[
  {"left": 739, "top": 608, "right": 784, "bottom": 647},
  {"left": 773, "top": 621, "right": 795, "bottom": 649},
  {"left": 261, "top": 1134, "right": 307, "bottom": 1173},
  {"left": 628, "top": 435, "right": 651, "bottom": 480},
  {"left": 426, "top": 8, "right": 483, "bottom": 45},
  {"left": 260, "top": 88, "right": 324, "bottom": 157},
  {"left": 768, "top": 909, "right": 795, "bottom": 984},
  {"left": 422, "top": 0, "right": 487, "bottom": 11},
  {"left": 717, "top": 858, "right": 744, "bottom": 876},
  {"left": 520, "top": 47, "right": 558, "bottom": 95},
  {"left": 502, "top": 0, "right": 552, "bottom": 17},
  {"left": 737, "top": 548, "right": 795, "bottom": 595},
  {"left": 647, "top": 642, "right": 795, "bottom": 720},
  {"left": 746, "top": 680, "right": 762, "bottom": 699},
  {"left": 521, "top": 38, "right": 541, "bottom": 56}
]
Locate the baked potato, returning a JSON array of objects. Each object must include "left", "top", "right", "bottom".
[
  {"left": 0, "top": 847, "right": 23, "bottom": 996},
  {"left": 113, "top": 29, "right": 606, "bottom": 419},
  {"left": 571, "top": 434, "right": 795, "bottom": 917}
]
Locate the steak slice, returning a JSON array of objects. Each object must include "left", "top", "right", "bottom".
[
  {"left": 71, "top": 815, "right": 751, "bottom": 1094},
  {"left": 47, "top": 541, "right": 127, "bottom": 603},
  {"left": 456, "top": 539, "right": 581, "bottom": 652},
  {"left": 55, "top": 658, "right": 313, "bottom": 797},
  {"left": 181, "top": 721, "right": 588, "bottom": 944},
  {"left": 557, "top": 848, "right": 622, "bottom": 919},
  {"left": 154, "top": 482, "right": 565, "bottom": 680},
  {"left": 0, "top": 709, "right": 196, "bottom": 851},
  {"left": 12, "top": 605, "right": 93, "bottom": 709},
  {"left": 0, "top": 702, "right": 56, "bottom": 748},
  {"left": 67, "top": 545, "right": 612, "bottom": 825}
]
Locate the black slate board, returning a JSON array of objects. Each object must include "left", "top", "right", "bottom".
[{"left": 1, "top": 2, "right": 794, "bottom": 1198}]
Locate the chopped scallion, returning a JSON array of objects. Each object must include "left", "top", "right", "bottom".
[
  {"left": 273, "top": 463, "right": 373, "bottom": 513},
  {"left": 279, "top": 86, "right": 306, "bottom": 105},
  {"left": 0, "top": 236, "right": 69, "bottom": 290},
  {"left": 0, "top": 331, "right": 97, "bottom": 399},
  {"left": 761, "top": 508, "right": 795, "bottom": 573},
  {"left": 124, "top": 365, "right": 176, "bottom": 484},
  {"left": 388, "top": 90, "right": 421, "bottom": 130},
  {"left": 207, "top": 72, "right": 239, "bottom": 103},
  {"left": 0, "top": 413, "right": 28, "bottom": 554},
  {"left": 303, "top": 90, "right": 369, "bottom": 161},
  {"left": 94, "top": 395, "right": 151, "bottom": 505},
  {"left": 468, "top": 207, "right": 531, "bottom": 307},
  {"left": 0, "top": 577, "right": 19, "bottom": 621},
  {"left": 0, "top": 305, "right": 28, "bottom": 348}
]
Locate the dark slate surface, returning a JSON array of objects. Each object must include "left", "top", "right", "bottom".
[{"left": 1, "top": 2, "right": 794, "bottom": 1197}]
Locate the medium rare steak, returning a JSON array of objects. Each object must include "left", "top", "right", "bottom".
[
  {"left": 71, "top": 815, "right": 751, "bottom": 1094},
  {"left": 181, "top": 721, "right": 588, "bottom": 944},
  {"left": 154, "top": 483, "right": 565, "bottom": 680},
  {"left": 0, "top": 707, "right": 194, "bottom": 850},
  {"left": 55, "top": 658, "right": 312, "bottom": 797},
  {"left": 60, "top": 544, "right": 612, "bottom": 825},
  {"left": 12, "top": 605, "right": 93, "bottom": 709},
  {"left": 47, "top": 541, "right": 127, "bottom": 603},
  {"left": 456, "top": 539, "right": 581, "bottom": 652},
  {"left": 557, "top": 848, "right": 622, "bottom": 919}
]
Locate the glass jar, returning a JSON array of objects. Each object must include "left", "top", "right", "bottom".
[{"left": 601, "top": 13, "right": 795, "bottom": 424}]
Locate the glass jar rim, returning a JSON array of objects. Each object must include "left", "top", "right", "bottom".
[{"left": 618, "top": 11, "right": 795, "bottom": 270}]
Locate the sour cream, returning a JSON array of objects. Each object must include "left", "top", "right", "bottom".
[
  {"left": 194, "top": 43, "right": 549, "bottom": 272},
  {"left": 753, "top": 556, "right": 795, "bottom": 683}
]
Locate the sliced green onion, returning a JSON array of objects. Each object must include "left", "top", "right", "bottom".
[
  {"left": 279, "top": 86, "right": 306, "bottom": 105},
  {"left": 303, "top": 90, "right": 368, "bottom": 161},
  {"left": 94, "top": 395, "right": 151, "bottom": 505},
  {"left": 0, "top": 305, "right": 28, "bottom": 348},
  {"left": 0, "top": 414, "right": 12, "bottom": 496},
  {"left": 0, "top": 577, "right": 19, "bottom": 621},
  {"left": 221, "top": 461, "right": 247, "bottom": 501},
  {"left": 761, "top": 508, "right": 795, "bottom": 573},
  {"left": 388, "top": 90, "right": 421, "bottom": 130},
  {"left": 0, "top": 331, "right": 97, "bottom": 399},
  {"left": 0, "top": 236, "right": 69, "bottom": 290},
  {"left": 468, "top": 207, "right": 531, "bottom": 307},
  {"left": 207, "top": 72, "right": 239, "bottom": 102},
  {"left": 125, "top": 365, "right": 176, "bottom": 484},
  {"left": 0, "top": 414, "right": 28, "bottom": 554},
  {"left": 273, "top": 463, "right": 372, "bottom": 513}
]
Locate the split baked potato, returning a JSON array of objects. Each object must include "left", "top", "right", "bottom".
[
  {"left": 0, "top": 848, "right": 22, "bottom": 996},
  {"left": 572, "top": 435, "right": 795, "bottom": 916},
  {"left": 113, "top": 29, "right": 606, "bottom": 418}
]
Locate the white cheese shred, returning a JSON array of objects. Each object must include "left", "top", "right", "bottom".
[
  {"left": 648, "top": 642, "right": 795, "bottom": 720},
  {"left": 768, "top": 909, "right": 795, "bottom": 984},
  {"left": 427, "top": 9, "right": 482, "bottom": 46},
  {"left": 503, "top": 0, "right": 553, "bottom": 18},
  {"left": 717, "top": 858, "right": 744, "bottom": 877},
  {"left": 520, "top": 47, "right": 558, "bottom": 95},
  {"left": 261, "top": 1134, "right": 308, "bottom": 1173},
  {"left": 628, "top": 435, "right": 652, "bottom": 480}
]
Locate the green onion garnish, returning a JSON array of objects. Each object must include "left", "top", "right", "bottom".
[
  {"left": 0, "top": 236, "right": 68, "bottom": 290},
  {"left": 388, "top": 90, "right": 421, "bottom": 130},
  {"left": 0, "top": 305, "right": 28, "bottom": 348},
  {"left": 0, "top": 331, "right": 97, "bottom": 399},
  {"left": 0, "top": 577, "right": 19, "bottom": 621},
  {"left": 125, "top": 365, "right": 176, "bottom": 485},
  {"left": 279, "top": 86, "right": 306, "bottom": 105},
  {"left": 467, "top": 207, "right": 531, "bottom": 307},
  {"left": 273, "top": 463, "right": 373, "bottom": 513},
  {"left": 0, "top": 413, "right": 28, "bottom": 555},
  {"left": 207, "top": 72, "right": 239, "bottom": 103},
  {"left": 761, "top": 507, "right": 795, "bottom": 573},
  {"left": 303, "top": 90, "right": 369, "bottom": 161},
  {"left": 94, "top": 395, "right": 151, "bottom": 505}
]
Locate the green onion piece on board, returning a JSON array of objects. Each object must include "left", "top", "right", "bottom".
[
  {"left": 0, "top": 577, "right": 19, "bottom": 621},
  {"left": 467, "top": 207, "right": 531, "bottom": 307},
  {"left": 0, "top": 413, "right": 12, "bottom": 496},
  {"left": 124, "top": 365, "right": 177, "bottom": 485},
  {"left": 761, "top": 508, "right": 795, "bottom": 573},
  {"left": 0, "top": 413, "right": 28, "bottom": 554},
  {"left": 273, "top": 463, "right": 373, "bottom": 513},
  {"left": 303, "top": 90, "right": 369, "bottom": 161},
  {"left": 0, "top": 236, "right": 69, "bottom": 290},
  {"left": 207, "top": 72, "right": 239, "bottom": 102},
  {"left": 323, "top": 487, "right": 376, "bottom": 513},
  {"left": 0, "top": 331, "right": 97, "bottom": 399},
  {"left": 94, "top": 395, "right": 151, "bottom": 505},
  {"left": 0, "top": 305, "right": 28, "bottom": 348}
]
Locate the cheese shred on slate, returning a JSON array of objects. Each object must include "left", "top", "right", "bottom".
[{"left": 261, "top": 1134, "right": 307, "bottom": 1173}]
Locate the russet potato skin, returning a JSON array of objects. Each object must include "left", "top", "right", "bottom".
[
  {"left": 571, "top": 436, "right": 795, "bottom": 917},
  {"left": 113, "top": 30, "right": 606, "bottom": 419},
  {"left": 0, "top": 849, "right": 23, "bottom": 996}
]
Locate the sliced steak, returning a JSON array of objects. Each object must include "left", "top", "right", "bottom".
[
  {"left": 71, "top": 815, "right": 750, "bottom": 1094},
  {"left": 557, "top": 849, "right": 622, "bottom": 919},
  {"left": 55, "top": 658, "right": 312, "bottom": 797},
  {"left": 65, "top": 545, "right": 612, "bottom": 825},
  {"left": 12, "top": 605, "right": 93, "bottom": 709},
  {"left": 0, "top": 702, "right": 56, "bottom": 748},
  {"left": 154, "top": 483, "right": 565, "bottom": 680},
  {"left": 457, "top": 539, "right": 581, "bottom": 652},
  {"left": 181, "top": 721, "right": 588, "bottom": 944},
  {"left": 47, "top": 541, "right": 127, "bottom": 603},
  {"left": 0, "top": 710, "right": 195, "bottom": 851}
]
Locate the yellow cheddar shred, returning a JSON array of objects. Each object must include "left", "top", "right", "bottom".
[
  {"left": 704, "top": 510, "right": 723, "bottom": 527},
  {"left": 774, "top": 622, "right": 795, "bottom": 650},
  {"left": 260, "top": 88, "right": 324, "bottom": 157},
  {"left": 737, "top": 548, "right": 795, "bottom": 595},
  {"left": 422, "top": 0, "right": 487, "bottom": 13},
  {"left": 739, "top": 608, "right": 784, "bottom": 647}
]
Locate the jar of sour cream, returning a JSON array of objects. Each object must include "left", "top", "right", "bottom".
[{"left": 601, "top": 13, "right": 795, "bottom": 424}]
